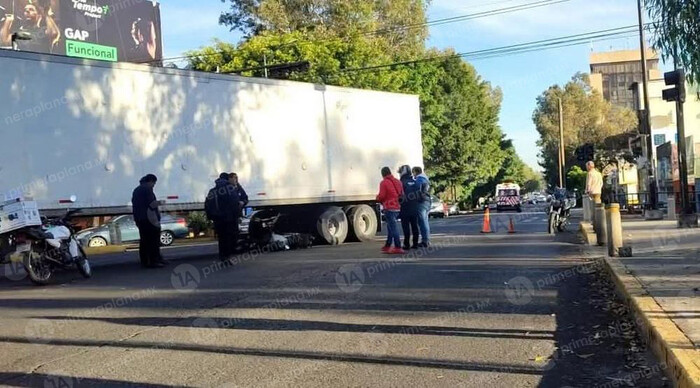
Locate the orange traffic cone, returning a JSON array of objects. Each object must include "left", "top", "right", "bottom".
[
  {"left": 508, "top": 217, "right": 516, "bottom": 234},
  {"left": 481, "top": 208, "right": 493, "bottom": 233}
]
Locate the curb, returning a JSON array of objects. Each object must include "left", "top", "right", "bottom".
[
  {"left": 601, "top": 256, "right": 700, "bottom": 388},
  {"left": 177, "top": 237, "right": 216, "bottom": 245},
  {"left": 579, "top": 221, "right": 597, "bottom": 245},
  {"left": 84, "top": 245, "right": 127, "bottom": 256}
]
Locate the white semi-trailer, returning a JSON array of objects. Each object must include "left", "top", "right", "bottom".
[{"left": 0, "top": 50, "right": 423, "bottom": 244}]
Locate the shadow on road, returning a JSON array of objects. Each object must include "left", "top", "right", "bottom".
[
  {"left": 0, "top": 335, "right": 546, "bottom": 376},
  {"left": 0, "top": 372, "right": 173, "bottom": 388},
  {"left": 34, "top": 315, "right": 555, "bottom": 340}
]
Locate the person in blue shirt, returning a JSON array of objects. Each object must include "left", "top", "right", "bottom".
[{"left": 412, "top": 166, "right": 431, "bottom": 247}]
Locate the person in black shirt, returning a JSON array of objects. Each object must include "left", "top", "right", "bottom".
[
  {"left": 132, "top": 174, "right": 166, "bottom": 268},
  {"left": 0, "top": 3, "right": 60, "bottom": 53},
  {"left": 205, "top": 173, "right": 240, "bottom": 261}
]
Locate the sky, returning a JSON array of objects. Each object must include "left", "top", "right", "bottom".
[{"left": 159, "top": 0, "right": 653, "bottom": 171}]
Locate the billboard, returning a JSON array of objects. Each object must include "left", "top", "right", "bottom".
[{"left": 0, "top": 0, "right": 162, "bottom": 64}]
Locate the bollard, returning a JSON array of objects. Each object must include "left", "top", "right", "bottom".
[
  {"left": 595, "top": 203, "right": 607, "bottom": 246},
  {"left": 583, "top": 196, "right": 592, "bottom": 222},
  {"left": 108, "top": 222, "right": 122, "bottom": 245},
  {"left": 667, "top": 195, "right": 676, "bottom": 220},
  {"left": 590, "top": 195, "right": 599, "bottom": 232},
  {"left": 606, "top": 204, "right": 623, "bottom": 256}
]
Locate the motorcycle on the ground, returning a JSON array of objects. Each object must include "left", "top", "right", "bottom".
[
  {"left": 1, "top": 209, "right": 91, "bottom": 285},
  {"left": 547, "top": 189, "right": 576, "bottom": 234}
]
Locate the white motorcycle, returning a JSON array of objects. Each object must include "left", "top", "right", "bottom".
[{"left": 5, "top": 209, "right": 91, "bottom": 285}]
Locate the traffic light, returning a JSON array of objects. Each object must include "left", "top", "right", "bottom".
[
  {"left": 662, "top": 69, "right": 686, "bottom": 103},
  {"left": 629, "top": 136, "right": 643, "bottom": 157}
]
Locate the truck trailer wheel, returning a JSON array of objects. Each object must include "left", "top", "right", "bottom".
[
  {"left": 316, "top": 207, "right": 348, "bottom": 245},
  {"left": 346, "top": 205, "right": 378, "bottom": 242}
]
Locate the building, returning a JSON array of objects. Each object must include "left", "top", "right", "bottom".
[
  {"left": 589, "top": 49, "right": 661, "bottom": 110},
  {"left": 588, "top": 49, "right": 700, "bottom": 210},
  {"left": 648, "top": 79, "right": 700, "bottom": 207}
]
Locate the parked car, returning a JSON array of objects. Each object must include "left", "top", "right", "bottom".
[
  {"left": 428, "top": 196, "right": 448, "bottom": 218},
  {"left": 447, "top": 203, "right": 459, "bottom": 216},
  {"left": 77, "top": 214, "right": 189, "bottom": 247},
  {"left": 488, "top": 198, "right": 498, "bottom": 211}
]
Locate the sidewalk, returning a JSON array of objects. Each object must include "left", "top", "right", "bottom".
[{"left": 592, "top": 217, "right": 700, "bottom": 387}]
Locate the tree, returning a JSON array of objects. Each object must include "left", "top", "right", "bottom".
[
  {"left": 470, "top": 138, "right": 534, "bottom": 205},
  {"left": 647, "top": 0, "right": 700, "bottom": 84},
  {"left": 522, "top": 165, "right": 544, "bottom": 193},
  {"left": 218, "top": 0, "right": 429, "bottom": 56},
  {"left": 566, "top": 165, "right": 587, "bottom": 193},
  {"left": 187, "top": 32, "right": 404, "bottom": 90},
  {"left": 414, "top": 55, "right": 506, "bottom": 198},
  {"left": 533, "top": 73, "right": 638, "bottom": 188}
]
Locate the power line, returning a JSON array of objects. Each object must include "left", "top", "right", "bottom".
[
  {"left": 333, "top": 24, "right": 652, "bottom": 74},
  {"left": 367, "top": 0, "right": 571, "bottom": 35},
  {"left": 152, "top": 0, "right": 573, "bottom": 65}
]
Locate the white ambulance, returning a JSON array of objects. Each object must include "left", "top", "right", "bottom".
[{"left": 495, "top": 182, "right": 522, "bottom": 212}]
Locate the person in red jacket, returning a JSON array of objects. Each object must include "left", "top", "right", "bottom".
[{"left": 376, "top": 166, "right": 405, "bottom": 254}]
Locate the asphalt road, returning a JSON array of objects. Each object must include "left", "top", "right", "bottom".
[{"left": 0, "top": 205, "right": 670, "bottom": 387}]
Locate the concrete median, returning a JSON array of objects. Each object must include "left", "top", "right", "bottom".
[{"left": 84, "top": 245, "right": 127, "bottom": 256}]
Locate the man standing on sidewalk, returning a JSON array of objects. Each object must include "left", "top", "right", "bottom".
[{"left": 586, "top": 161, "right": 603, "bottom": 203}]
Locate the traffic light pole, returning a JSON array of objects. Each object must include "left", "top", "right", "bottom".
[
  {"left": 676, "top": 99, "right": 691, "bottom": 214},
  {"left": 662, "top": 68, "right": 697, "bottom": 226},
  {"left": 637, "top": 0, "right": 658, "bottom": 210}
]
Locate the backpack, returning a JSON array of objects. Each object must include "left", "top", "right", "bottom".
[
  {"left": 402, "top": 179, "right": 421, "bottom": 204},
  {"left": 204, "top": 188, "right": 222, "bottom": 221}
]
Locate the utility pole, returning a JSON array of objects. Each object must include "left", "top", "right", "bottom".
[
  {"left": 558, "top": 97, "right": 565, "bottom": 188},
  {"left": 636, "top": 0, "right": 658, "bottom": 210}
]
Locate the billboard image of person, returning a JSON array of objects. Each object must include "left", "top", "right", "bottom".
[
  {"left": 114, "top": 1, "right": 161, "bottom": 64},
  {"left": 0, "top": 0, "right": 61, "bottom": 53},
  {"left": 1, "top": 0, "right": 161, "bottom": 64},
  {"left": 129, "top": 16, "right": 155, "bottom": 61}
]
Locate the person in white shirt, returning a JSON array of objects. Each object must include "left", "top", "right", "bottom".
[{"left": 585, "top": 161, "right": 603, "bottom": 203}]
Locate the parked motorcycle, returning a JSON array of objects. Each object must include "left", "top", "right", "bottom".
[
  {"left": 2, "top": 209, "right": 91, "bottom": 285},
  {"left": 548, "top": 189, "right": 576, "bottom": 234}
]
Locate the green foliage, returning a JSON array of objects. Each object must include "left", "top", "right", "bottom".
[
  {"left": 218, "top": 0, "right": 429, "bottom": 56},
  {"left": 470, "top": 138, "right": 534, "bottom": 204},
  {"left": 566, "top": 165, "right": 587, "bottom": 193},
  {"left": 533, "top": 73, "right": 638, "bottom": 188},
  {"left": 522, "top": 165, "right": 544, "bottom": 193},
  {"left": 647, "top": 1, "right": 700, "bottom": 84},
  {"left": 187, "top": 33, "right": 402, "bottom": 90},
  {"left": 412, "top": 55, "right": 506, "bottom": 195},
  {"left": 187, "top": 211, "right": 213, "bottom": 236}
]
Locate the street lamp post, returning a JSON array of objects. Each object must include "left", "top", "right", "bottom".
[{"left": 558, "top": 97, "right": 565, "bottom": 189}]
